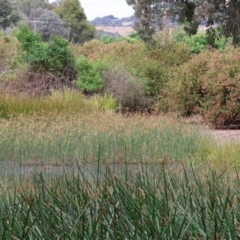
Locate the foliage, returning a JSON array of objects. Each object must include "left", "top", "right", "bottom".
[
  {"left": 101, "top": 35, "right": 140, "bottom": 44},
  {"left": 16, "top": 26, "right": 74, "bottom": 73},
  {"left": 28, "top": 8, "right": 67, "bottom": 41},
  {"left": 126, "top": 0, "right": 164, "bottom": 43},
  {"left": 100, "top": 35, "right": 121, "bottom": 44},
  {"left": 75, "top": 55, "right": 103, "bottom": 92},
  {"left": 158, "top": 47, "right": 240, "bottom": 128},
  {"left": 77, "top": 40, "right": 190, "bottom": 98},
  {"left": 18, "top": 0, "right": 47, "bottom": 17},
  {"left": 0, "top": 0, "right": 20, "bottom": 29},
  {"left": 174, "top": 29, "right": 227, "bottom": 53},
  {"left": 126, "top": 0, "right": 240, "bottom": 46},
  {"left": 175, "top": 31, "right": 207, "bottom": 53},
  {"left": 19, "top": 35, "right": 48, "bottom": 70},
  {"left": 53, "top": 0, "right": 96, "bottom": 43}
]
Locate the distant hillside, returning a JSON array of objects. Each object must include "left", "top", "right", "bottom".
[
  {"left": 89, "top": 15, "right": 136, "bottom": 37},
  {"left": 89, "top": 15, "right": 136, "bottom": 27}
]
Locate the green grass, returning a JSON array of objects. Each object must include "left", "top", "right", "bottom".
[
  {"left": 1, "top": 164, "right": 240, "bottom": 239},
  {"left": 0, "top": 90, "right": 97, "bottom": 118}
]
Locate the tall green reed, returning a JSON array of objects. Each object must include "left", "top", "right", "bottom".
[{"left": 1, "top": 164, "right": 240, "bottom": 239}]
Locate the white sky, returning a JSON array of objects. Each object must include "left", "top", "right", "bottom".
[
  {"left": 50, "top": 0, "right": 135, "bottom": 20},
  {"left": 81, "top": 0, "right": 134, "bottom": 20}
]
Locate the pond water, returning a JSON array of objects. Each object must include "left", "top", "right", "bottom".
[{"left": 0, "top": 161, "right": 185, "bottom": 180}]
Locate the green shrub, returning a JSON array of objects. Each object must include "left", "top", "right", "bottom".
[
  {"left": 174, "top": 29, "right": 227, "bottom": 53},
  {"left": 75, "top": 55, "right": 103, "bottom": 92},
  {"left": 176, "top": 32, "right": 207, "bottom": 53},
  {"left": 101, "top": 35, "right": 140, "bottom": 44},
  {"left": 16, "top": 26, "right": 74, "bottom": 74},
  {"left": 46, "top": 36, "right": 74, "bottom": 72},
  {"left": 16, "top": 25, "right": 42, "bottom": 53},
  {"left": 158, "top": 47, "right": 240, "bottom": 128},
  {"left": 101, "top": 35, "right": 121, "bottom": 44}
]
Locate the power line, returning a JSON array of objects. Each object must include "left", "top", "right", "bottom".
[{"left": 26, "top": 18, "right": 129, "bottom": 27}]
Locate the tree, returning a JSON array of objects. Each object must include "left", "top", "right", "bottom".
[
  {"left": 18, "top": 0, "right": 48, "bottom": 17},
  {"left": 126, "top": 0, "right": 166, "bottom": 43},
  {"left": 53, "top": 0, "right": 96, "bottom": 43},
  {"left": 0, "top": 0, "right": 20, "bottom": 29},
  {"left": 126, "top": 0, "right": 240, "bottom": 46},
  {"left": 28, "top": 8, "right": 67, "bottom": 41}
]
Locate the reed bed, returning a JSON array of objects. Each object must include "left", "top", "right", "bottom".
[
  {"left": 1, "top": 164, "right": 240, "bottom": 239},
  {"left": 0, "top": 113, "right": 201, "bottom": 164},
  {"left": 1, "top": 93, "right": 240, "bottom": 238}
]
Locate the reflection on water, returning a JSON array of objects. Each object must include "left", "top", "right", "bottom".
[{"left": 0, "top": 161, "right": 186, "bottom": 182}]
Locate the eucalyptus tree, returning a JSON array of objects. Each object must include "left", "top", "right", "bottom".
[
  {"left": 126, "top": 0, "right": 240, "bottom": 46},
  {"left": 18, "top": 0, "right": 48, "bottom": 17},
  {"left": 0, "top": 0, "right": 20, "bottom": 29},
  {"left": 28, "top": 8, "right": 67, "bottom": 41},
  {"left": 53, "top": 0, "right": 96, "bottom": 43}
]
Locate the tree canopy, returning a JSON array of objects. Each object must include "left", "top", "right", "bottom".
[
  {"left": 0, "top": 0, "right": 20, "bottom": 29},
  {"left": 28, "top": 8, "right": 67, "bottom": 41},
  {"left": 126, "top": 0, "right": 240, "bottom": 46},
  {"left": 18, "top": 0, "right": 48, "bottom": 17},
  {"left": 53, "top": 0, "right": 96, "bottom": 43}
]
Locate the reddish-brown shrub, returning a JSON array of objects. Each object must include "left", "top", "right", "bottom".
[{"left": 159, "top": 46, "right": 240, "bottom": 128}]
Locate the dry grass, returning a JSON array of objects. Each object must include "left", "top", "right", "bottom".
[
  {"left": 0, "top": 112, "right": 202, "bottom": 164},
  {"left": 96, "top": 26, "right": 134, "bottom": 36}
]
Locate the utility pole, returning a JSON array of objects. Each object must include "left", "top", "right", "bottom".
[
  {"left": 28, "top": 19, "right": 40, "bottom": 34},
  {"left": 169, "top": 20, "right": 172, "bottom": 41},
  {"left": 68, "top": 25, "right": 71, "bottom": 41},
  {"left": 33, "top": 19, "right": 36, "bottom": 34}
]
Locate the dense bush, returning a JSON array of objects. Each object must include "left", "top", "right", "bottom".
[
  {"left": 16, "top": 26, "right": 74, "bottom": 74},
  {"left": 102, "top": 66, "right": 146, "bottom": 111},
  {"left": 75, "top": 55, "right": 103, "bottom": 92},
  {"left": 158, "top": 47, "right": 240, "bottom": 128},
  {"left": 77, "top": 40, "right": 191, "bottom": 97}
]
